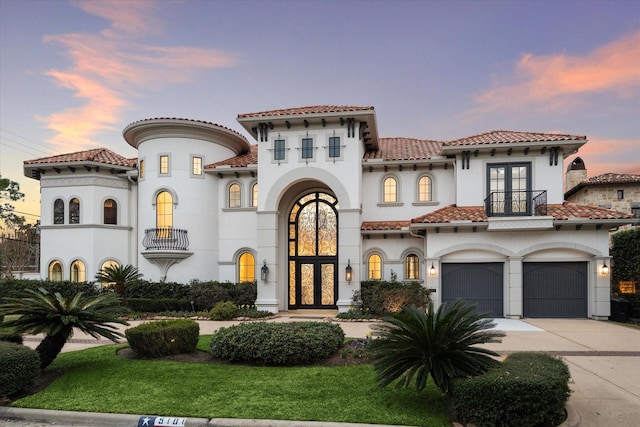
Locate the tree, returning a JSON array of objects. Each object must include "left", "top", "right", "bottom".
[
  {"left": 95, "top": 264, "right": 143, "bottom": 304},
  {"left": 0, "top": 222, "right": 40, "bottom": 278},
  {"left": 370, "top": 301, "right": 505, "bottom": 395},
  {"left": 0, "top": 175, "right": 26, "bottom": 229},
  {"left": 611, "top": 228, "right": 640, "bottom": 291},
  {"left": 0, "top": 288, "right": 128, "bottom": 369}
]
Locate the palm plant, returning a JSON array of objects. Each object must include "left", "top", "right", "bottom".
[
  {"left": 95, "top": 264, "right": 142, "bottom": 304},
  {"left": 370, "top": 301, "right": 505, "bottom": 395},
  {"left": 0, "top": 288, "right": 128, "bottom": 369}
]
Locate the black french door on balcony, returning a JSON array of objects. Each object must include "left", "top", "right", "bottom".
[{"left": 487, "top": 163, "right": 531, "bottom": 215}]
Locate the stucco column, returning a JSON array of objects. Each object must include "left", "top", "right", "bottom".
[
  {"left": 337, "top": 208, "right": 362, "bottom": 313},
  {"left": 256, "top": 210, "right": 280, "bottom": 313},
  {"left": 506, "top": 256, "right": 523, "bottom": 318},
  {"left": 592, "top": 256, "right": 612, "bottom": 320}
]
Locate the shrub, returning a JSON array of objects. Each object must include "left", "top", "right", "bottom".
[
  {"left": 352, "top": 281, "right": 430, "bottom": 316},
  {"left": 236, "top": 304, "right": 273, "bottom": 319},
  {"left": 370, "top": 302, "right": 504, "bottom": 394},
  {"left": 232, "top": 281, "right": 258, "bottom": 306},
  {"left": 0, "top": 325, "right": 23, "bottom": 344},
  {"left": 125, "top": 319, "right": 199, "bottom": 358},
  {"left": 210, "top": 321, "right": 344, "bottom": 365},
  {"left": 209, "top": 301, "right": 238, "bottom": 320},
  {"left": 0, "top": 279, "right": 99, "bottom": 304},
  {"left": 620, "top": 293, "right": 640, "bottom": 318},
  {"left": 449, "top": 352, "right": 571, "bottom": 427},
  {"left": 126, "top": 298, "right": 193, "bottom": 313},
  {"left": 125, "top": 281, "right": 189, "bottom": 300},
  {"left": 0, "top": 341, "right": 40, "bottom": 397}
]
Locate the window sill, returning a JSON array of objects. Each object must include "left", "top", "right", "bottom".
[
  {"left": 377, "top": 202, "right": 404, "bottom": 207},
  {"left": 222, "top": 207, "right": 257, "bottom": 212},
  {"left": 412, "top": 201, "right": 439, "bottom": 207}
]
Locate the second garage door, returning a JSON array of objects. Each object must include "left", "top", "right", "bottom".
[
  {"left": 523, "top": 262, "right": 588, "bottom": 318},
  {"left": 442, "top": 263, "right": 504, "bottom": 317}
]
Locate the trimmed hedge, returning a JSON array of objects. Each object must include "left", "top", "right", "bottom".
[
  {"left": 210, "top": 321, "right": 345, "bottom": 366},
  {"left": 350, "top": 280, "right": 431, "bottom": 316},
  {"left": 209, "top": 301, "right": 238, "bottom": 320},
  {"left": 0, "top": 279, "right": 99, "bottom": 304},
  {"left": 0, "top": 341, "right": 40, "bottom": 397},
  {"left": 127, "top": 298, "right": 193, "bottom": 313},
  {"left": 449, "top": 352, "right": 571, "bottom": 427},
  {"left": 125, "top": 319, "right": 199, "bottom": 358}
]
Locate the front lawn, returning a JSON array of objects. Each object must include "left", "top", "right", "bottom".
[{"left": 13, "top": 337, "right": 450, "bottom": 427}]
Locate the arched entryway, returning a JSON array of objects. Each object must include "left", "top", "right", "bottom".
[{"left": 288, "top": 192, "right": 338, "bottom": 308}]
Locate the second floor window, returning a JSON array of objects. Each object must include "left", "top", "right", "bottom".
[
  {"left": 54, "top": 198, "right": 64, "bottom": 224},
  {"left": 69, "top": 198, "right": 80, "bottom": 224},
  {"left": 301, "top": 138, "right": 313, "bottom": 159},
  {"left": 383, "top": 177, "right": 397, "bottom": 203},
  {"left": 156, "top": 191, "right": 173, "bottom": 230},
  {"left": 487, "top": 163, "right": 531, "bottom": 215},
  {"left": 229, "top": 183, "right": 241, "bottom": 208},
  {"left": 160, "top": 155, "right": 169, "bottom": 174},
  {"left": 274, "top": 139, "right": 285, "bottom": 161},
  {"left": 104, "top": 199, "right": 117, "bottom": 225},
  {"left": 192, "top": 156, "right": 203, "bottom": 175},
  {"left": 418, "top": 176, "right": 432, "bottom": 202},
  {"left": 328, "top": 136, "right": 340, "bottom": 158},
  {"left": 139, "top": 159, "right": 145, "bottom": 178},
  {"left": 251, "top": 183, "right": 258, "bottom": 208}
]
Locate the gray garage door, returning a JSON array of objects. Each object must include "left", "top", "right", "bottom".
[
  {"left": 442, "top": 263, "right": 504, "bottom": 317},
  {"left": 523, "top": 262, "right": 587, "bottom": 318}
]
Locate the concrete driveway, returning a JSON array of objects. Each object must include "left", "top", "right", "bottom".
[{"left": 15, "top": 316, "right": 640, "bottom": 426}]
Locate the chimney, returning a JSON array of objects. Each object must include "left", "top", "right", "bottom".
[{"left": 566, "top": 157, "right": 587, "bottom": 192}]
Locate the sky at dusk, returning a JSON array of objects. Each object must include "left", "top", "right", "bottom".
[{"left": 1, "top": 0, "right": 639, "bottom": 224}]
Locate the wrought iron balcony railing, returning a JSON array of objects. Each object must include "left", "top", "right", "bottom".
[
  {"left": 484, "top": 190, "right": 547, "bottom": 217},
  {"left": 142, "top": 228, "right": 189, "bottom": 250}
]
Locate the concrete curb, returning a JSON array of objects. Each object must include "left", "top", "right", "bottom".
[{"left": 558, "top": 403, "right": 581, "bottom": 427}]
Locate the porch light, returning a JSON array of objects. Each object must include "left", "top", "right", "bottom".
[
  {"left": 261, "top": 260, "right": 269, "bottom": 283},
  {"left": 601, "top": 262, "right": 609, "bottom": 276},
  {"left": 345, "top": 259, "right": 352, "bottom": 283},
  {"left": 429, "top": 262, "right": 436, "bottom": 277}
]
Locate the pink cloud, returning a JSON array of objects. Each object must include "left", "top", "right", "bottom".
[
  {"left": 474, "top": 31, "right": 640, "bottom": 112},
  {"left": 41, "top": 0, "right": 239, "bottom": 151}
]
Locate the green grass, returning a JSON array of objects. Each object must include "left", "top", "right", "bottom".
[{"left": 13, "top": 337, "right": 451, "bottom": 426}]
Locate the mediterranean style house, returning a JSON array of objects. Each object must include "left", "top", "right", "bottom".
[{"left": 23, "top": 105, "right": 634, "bottom": 318}]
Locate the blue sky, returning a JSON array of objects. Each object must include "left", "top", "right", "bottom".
[{"left": 1, "top": 0, "right": 638, "bottom": 223}]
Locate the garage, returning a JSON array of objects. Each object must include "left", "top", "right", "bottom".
[
  {"left": 442, "top": 263, "right": 504, "bottom": 317},
  {"left": 523, "top": 262, "right": 587, "bottom": 318}
]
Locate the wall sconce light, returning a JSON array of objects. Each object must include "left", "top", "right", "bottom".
[
  {"left": 601, "top": 262, "right": 609, "bottom": 276},
  {"left": 345, "top": 259, "right": 352, "bottom": 283},
  {"left": 261, "top": 260, "right": 269, "bottom": 283},
  {"left": 429, "top": 262, "right": 436, "bottom": 277}
]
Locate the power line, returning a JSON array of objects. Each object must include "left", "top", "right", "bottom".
[{"left": 0, "top": 127, "right": 56, "bottom": 152}]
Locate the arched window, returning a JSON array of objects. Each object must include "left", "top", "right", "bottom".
[
  {"left": 70, "top": 260, "right": 86, "bottom": 282},
  {"left": 69, "top": 198, "right": 80, "bottom": 224},
  {"left": 383, "top": 177, "right": 397, "bottom": 203},
  {"left": 156, "top": 191, "right": 173, "bottom": 237},
  {"left": 104, "top": 199, "right": 117, "bottom": 224},
  {"left": 368, "top": 254, "right": 382, "bottom": 280},
  {"left": 54, "top": 198, "right": 64, "bottom": 224},
  {"left": 98, "top": 259, "right": 119, "bottom": 288},
  {"left": 48, "top": 261, "right": 63, "bottom": 281},
  {"left": 405, "top": 254, "right": 419, "bottom": 280},
  {"left": 229, "top": 183, "right": 241, "bottom": 208},
  {"left": 418, "top": 175, "right": 432, "bottom": 202},
  {"left": 251, "top": 183, "right": 258, "bottom": 208},
  {"left": 238, "top": 252, "right": 255, "bottom": 282}
]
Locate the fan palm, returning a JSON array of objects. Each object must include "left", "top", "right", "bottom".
[
  {"left": 0, "top": 288, "right": 128, "bottom": 369},
  {"left": 370, "top": 301, "right": 505, "bottom": 394},
  {"left": 95, "top": 264, "right": 142, "bottom": 304}
]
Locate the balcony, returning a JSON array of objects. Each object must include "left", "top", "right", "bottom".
[
  {"left": 484, "top": 190, "right": 547, "bottom": 217},
  {"left": 142, "top": 228, "right": 189, "bottom": 250}
]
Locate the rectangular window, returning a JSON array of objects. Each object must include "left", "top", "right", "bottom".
[
  {"left": 301, "top": 138, "right": 313, "bottom": 159},
  {"left": 486, "top": 163, "right": 531, "bottom": 216},
  {"left": 192, "top": 156, "right": 203, "bottom": 175},
  {"left": 328, "top": 137, "right": 340, "bottom": 158},
  {"left": 139, "top": 159, "right": 145, "bottom": 179},
  {"left": 274, "top": 139, "right": 285, "bottom": 161},
  {"left": 160, "top": 155, "right": 169, "bottom": 174}
]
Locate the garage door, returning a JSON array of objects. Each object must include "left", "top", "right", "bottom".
[
  {"left": 442, "top": 263, "right": 503, "bottom": 317},
  {"left": 523, "top": 262, "right": 587, "bottom": 318}
]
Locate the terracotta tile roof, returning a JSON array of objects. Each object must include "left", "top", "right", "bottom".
[
  {"left": 565, "top": 173, "right": 640, "bottom": 197},
  {"left": 361, "top": 221, "right": 410, "bottom": 231},
  {"left": 547, "top": 202, "right": 634, "bottom": 220},
  {"left": 411, "top": 202, "right": 633, "bottom": 224},
  {"left": 238, "top": 105, "right": 374, "bottom": 119},
  {"left": 124, "top": 117, "right": 248, "bottom": 141},
  {"left": 411, "top": 205, "right": 488, "bottom": 224},
  {"left": 363, "top": 137, "right": 443, "bottom": 161},
  {"left": 24, "top": 148, "right": 134, "bottom": 168},
  {"left": 446, "top": 130, "right": 586, "bottom": 146},
  {"left": 207, "top": 145, "right": 258, "bottom": 169}
]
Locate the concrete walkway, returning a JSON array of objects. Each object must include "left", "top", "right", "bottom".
[{"left": 5, "top": 316, "right": 640, "bottom": 426}]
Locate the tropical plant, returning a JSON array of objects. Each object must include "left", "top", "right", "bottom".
[
  {"left": 0, "top": 288, "right": 128, "bottom": 369},
  {"left": 95, "top": 264, "right": 142, "bottom": 304},
  {"left": 370, "top": 301, "right": 505, "bottom": 394}
]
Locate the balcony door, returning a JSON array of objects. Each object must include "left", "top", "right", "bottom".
[
  {"left": 288, "top": 192, "right": 338, "bottom": 309},
  {"left": 487, "top": 163, "right": 531, "bottom": 215}
]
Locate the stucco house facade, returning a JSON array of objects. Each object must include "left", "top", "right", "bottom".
[{"left": 23, "top": 105, "right": 634, "bottom": 318}]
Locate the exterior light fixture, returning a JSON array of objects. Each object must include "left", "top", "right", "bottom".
[
  {"left": 261, "top": 260, "right": 269, "bottom": 283},
  {"left": 601, "top": 262, "right": 609, "bottom": 276},
  {"left": 429, "top": 262, "right": 436, "bottom": 277},
  {"left": 345, "top": 259, "right": 352, "bottom": 283}
]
